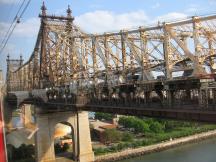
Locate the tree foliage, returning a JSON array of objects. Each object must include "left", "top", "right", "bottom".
[
  {"left": 54, "top": 143, "right": 62, "bottom": 154},
  {"left": 94, "top": 116, "right": 216, "bottom": 156},
  {"left": 103, "top": 129, "right": 122, "bottom": 143},
  {"left": 119, "top": 116, "right": 150, "bottom": 133},
  {"left": 7, "top": 144, "right": 35, "bottom": 162},
  {"left": 62, "top": 143, "right": 70, "bottom": 152},
  {"left": 95, "top": 112, "right": 114, "bottom": 121},
  {"left": 122, "top": 132, "right": 134, "bottom": 142},
  {"left": 149, "top": 121, "right": 164, "bottom": 133},
  {"left": 54, "top": 143, "right": 70, "bottom": 154}
]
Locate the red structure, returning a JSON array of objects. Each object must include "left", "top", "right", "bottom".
[{"left": 0, "top": 98, "right": 7, "bottom": 162}]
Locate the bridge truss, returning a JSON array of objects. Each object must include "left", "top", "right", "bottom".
[{"left": 6, "top": 3, "right": 216, "bottom": 117}]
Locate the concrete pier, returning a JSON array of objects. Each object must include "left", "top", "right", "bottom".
[{"left": 35, "top": 110, "right": 94, "bottom": 162}]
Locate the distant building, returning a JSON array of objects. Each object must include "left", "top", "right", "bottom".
[{"left": 90, "top": 119, "right": 117, "bottom": 144}]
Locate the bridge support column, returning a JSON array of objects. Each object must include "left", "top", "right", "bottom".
[
  {"left": 77, "top": 111, "right": 94, "bottom": 162},
  {"left": 35, "top": 110, "right": 94, "bottom": 162},
  {"left": 199, "top": 89, "right": 208, "bottom": 109},
  {"left": 144, "top": 91, "right": 150, "bottom": 104},
  {"left": 3, "top": 102, "right": 13, "bottom": 131},
  {"left": 21, "top": 104, "right": 32, "bottom": 127},
  {"left": 35, "top": 114, "right": 55, "bottom": 162},
  {"left": 213, "top": 89, "right": 216, "bottom": 107},
  {"left": 167, "top": 90, "right": 174, "bottom": 107},
  {"left": 186, "top": 90, "right": 191, "bottom": 102}
]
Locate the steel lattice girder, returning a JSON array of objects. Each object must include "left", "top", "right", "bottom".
[{"left": 8, "top": 10, "right": 216, "bottom": 91}]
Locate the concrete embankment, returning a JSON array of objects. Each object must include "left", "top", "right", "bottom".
[{"left": 95, "top": 130, "right": 216, "bottom": 162}]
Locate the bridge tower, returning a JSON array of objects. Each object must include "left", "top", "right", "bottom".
[
  {"left": 33, "top": 3, "right": 94, "bottom": 162},
  {"left": 6, "top": 54, "right": 23, "bottom": 92},
  {"left": 0, "top": 69, "right": 3, "bottom": 85}
]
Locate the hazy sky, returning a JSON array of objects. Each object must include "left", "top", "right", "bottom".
[{"left": 0, "top": 0, "right": 216, "bottom": 77}]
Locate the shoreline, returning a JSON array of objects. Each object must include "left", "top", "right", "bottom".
[{"left": 94, "top": 129, "right": 216, "bottom": 162}]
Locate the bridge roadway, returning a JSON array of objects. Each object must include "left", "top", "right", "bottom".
[{"left": 6, "top": 77, "right": 216, "bottom": 123}]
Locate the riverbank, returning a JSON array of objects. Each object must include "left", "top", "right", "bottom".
[{"left": 95, "top": 129, "right": 216, "bottom": 162}]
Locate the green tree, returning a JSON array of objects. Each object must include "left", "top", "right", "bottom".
[
  {"left": 54, "top": 143, "right": 62, "bottom": 154},
  {"left": 119, "top": 116, "right": 138, "bottom": 128},
  {"left": 7, "top": 144, "right": 35, "bottom": 161},
  {"left": 149, "top": 121, "right": 164, "bottom": 133},
  {"left": 62, "top": 143, "right": 70, "bottom": 152},
  {"left": 119, "top": 116, "right": 150, "bottom": 133},
  {"left": 95, "top": 112, "right": 113, "bottom": 121},
  {"left": 134, "top": 120, "right": 149, "bottom": 133},
  {"left": 103, "top": 129, "right": 122, "bottom": 144},
  {"left": 116, "top": 143, "right": 125, "bottom": 150},
  {"left": 164, "top": 120, "right": 181, "bottom": 131},
  {"left": 122, "top": 132, "right": 134, "bottom": 142}
]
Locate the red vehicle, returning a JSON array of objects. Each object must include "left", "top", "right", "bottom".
[{"left": 0, "top": 97, "right": 7, "bottom": 162}]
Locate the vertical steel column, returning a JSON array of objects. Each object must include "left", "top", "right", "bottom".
[
  {"left": 121, "top": 31, "right": 127, "bottom": 79},
  {"left": 39, "top": 3, "right": 47, "bottom": 89},
  {"left": 6, "top": 55, "right": 10, "bottom": 92},
  {"left": 199, "top": 82, "right": 209, "bottom": 109},
  {"left": 104, "top": 35, "right": 109, "bottom": 70},
  {"left": 192, "top": 17, "right": 201, "bottom": 58},
  {"left": 114, "top": 39, "right": 120, "bottom": 70},
  {"left": 163, "top": 23, "right": 172, "bottom": 79},
  {"left": 19, "top": 67, "right": 22, "bottom": 91},
  {"left": 167, "top": 90, "right": 175, "bottom": 107},
  {"left": 129, "top": 39, "right": 135, "bottom": 72},
  {"left": 72, "top": 37, "right": 78, "bottom": 81},
  {"left": 140, "top": 29, "right": 148, "bottom": 81},
  {"left": 104, "top": 35, "right": 110, "bottom": 82},
  {"left": 92, "top": 36, "right": 97, "bottom": 84},
  {"left": 84, "top": 40, "right": 89, "bottom": 80},
  {"left": 33, "top": 48, "right": 39, "bottom": 89},
  {"left": 56, "top": 37, "right": 60, "bottom": 86},
  {"left": 208, "top": 35, "right": 215, "bottom": 73},
  {"left": 23, "top": 66, "right": 27, "bottom": 90},
  {"left": 28, "top": 63, "right": 31, "bottom": 90},
  {"left": 192, "top": 16, "right": 205, "bottom": 75}
]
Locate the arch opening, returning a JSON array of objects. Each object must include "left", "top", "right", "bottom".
[{"left": 54, "top": 121, "right": 76, "bottom": 161}]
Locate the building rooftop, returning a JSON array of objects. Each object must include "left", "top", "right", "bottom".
[{"left": 90, "top": 119, "right": 117, "bottom": 132}]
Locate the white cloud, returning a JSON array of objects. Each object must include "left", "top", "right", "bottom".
[
  {"left": 75, "top": 10, "right": 149, "bottom": 33},
  {"left": 0, "top": 0, "right": 19, "bottom": 4},
  {"left": 155, "top": 12, "right": 188, "bottom": 22},
  {"left": 14, "top": 18, "right": 40, "bottom": 37},
  {"left": 75, "top": 10, "right": 189, "bottom": 33},
  {"left": 0, "top": 17, "right": 40, "bottom": 39},
  {"left": 152, "top": 2, "right": 160, "bottom": 9}
]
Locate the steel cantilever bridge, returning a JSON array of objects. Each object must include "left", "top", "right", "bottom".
[{"left": 6, "top": 4, "right": 216, "bottom": 122}]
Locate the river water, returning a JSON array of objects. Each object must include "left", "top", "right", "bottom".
[{"left": 118, "top": 137, "right": 216, "bottom": 162}]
